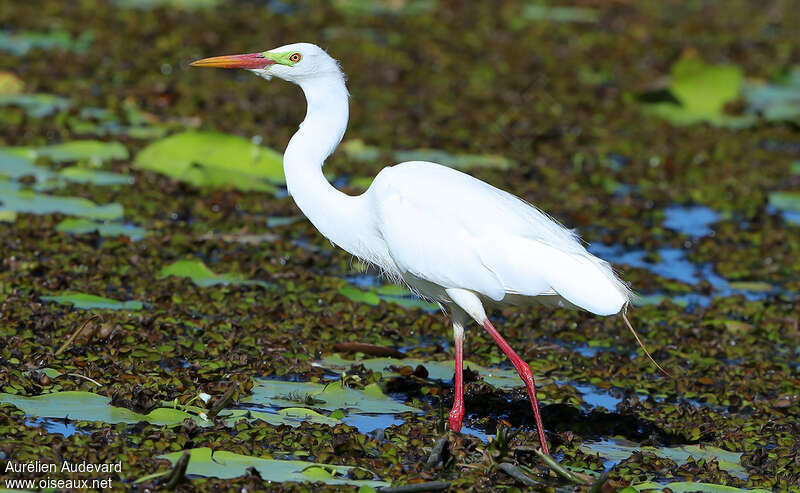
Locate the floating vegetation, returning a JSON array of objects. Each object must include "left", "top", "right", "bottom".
[
  {"left": 317, "top": 354, "right": 524, "bottom": 390},
  {"left": 581, "top": 439, "right": 748, "bottom": 479},
  {"left": 0, "top": 188, "right": 124, "bottom": 219},
  {"left": 743, "top": 68, "right": 800, "bottom": 124},
  {"left": 245, "top": 379, "right": 419, "bottom": 415},
  {"left": 0, "top": 93, "right": 71, "bottom": 117},
  {"left": 640, "top": 55, "right": 754, "bottom": 127},
  {"left": 338, "top": 283, "right": 438, "bottom": 311},
  {"left": 9, "top": 140, "right": 129, "bottom": 164},
  {"left": 113, "top": 0, "right": 222, "bottom": 9},
  {"left": 0, "top": 391, "right": 203, "bottom": 425},
  {"left": 146, "top": 448, "right": 389, "bottom": 487},
  {"left": 56, "top": 218, "right": 145, "bottom": 240},
  {"left": 158, "top": 259, "right": 270, "bottom": 288},
  {"left": 40, "top": 292, "right": 143, "bottom": 310},
  {"left": 521, "top": 4, "right": 599, "bottom": 23},
  {"left": 2, "top": 0, "right": 800, "bottom": 491},
  {"left": 0, "top": 29, "right": 92, "bottom": 56},
  {"left": 340, "top": 139, "right": 515, "bottom": 170},
  {"left": 134, "top": 131, "right": 283, "bottom": 193}
]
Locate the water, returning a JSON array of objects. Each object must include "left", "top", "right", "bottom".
[
  {"left": 589, "top": 244, "right": 773, "bottom": 307},
  {"left": 26, "top": 417, "right": 83, "bottom": 437},
  {"left": 343, "top": 414, "right": 404, "bottom": 434},
  {"left": 570, "top": 382, "right": 623, "bottom": 410},
  {"left": 662, "top": 205, "right": 721, "bottom": 238}
]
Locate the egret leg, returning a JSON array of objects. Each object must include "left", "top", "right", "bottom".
[
  {"left": 448, "top": 321, "right": 465, "bottom": 432},
  {"left": 482, "top": 319, "right": 549, "bottom": 455}
]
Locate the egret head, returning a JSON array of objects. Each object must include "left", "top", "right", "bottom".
[{"left": 190, "top": 42, "right": 341, "bottom": 84}]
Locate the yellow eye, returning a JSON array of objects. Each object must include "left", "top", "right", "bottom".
[{"left": 289, "top": 53, "right": 302, "bottom": 63}]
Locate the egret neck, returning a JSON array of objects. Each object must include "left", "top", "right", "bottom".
[{"left": 283, "top": 73, "right": 372, "bottom": 257}]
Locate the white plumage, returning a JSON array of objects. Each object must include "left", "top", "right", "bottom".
[{"left": 192, "top": 42, "right": 635, "bottom": 455}]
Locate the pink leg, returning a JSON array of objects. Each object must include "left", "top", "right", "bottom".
[
  {"left": 448, "top": 324, "right": 465, "bottom": 432},
  {"left": 483, "top": 320, "right": 549, "bottom": 455}
]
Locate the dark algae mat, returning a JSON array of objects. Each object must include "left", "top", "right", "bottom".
[{"left": 1, "top": 0, "right": 799, "bottom": 491}]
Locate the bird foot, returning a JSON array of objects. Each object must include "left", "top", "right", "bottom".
[{"left": 448, "top": 407, "right": 464, "bottom": 432}]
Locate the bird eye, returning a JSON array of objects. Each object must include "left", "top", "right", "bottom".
[{"left": 289, "top": 53, "right": 301, "bottom": 63}]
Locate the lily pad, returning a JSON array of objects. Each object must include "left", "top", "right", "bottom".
[
  {"left": 0, "top": 391, "right": 203, "bottom": 426},
  {"left": 0, "top": 30, "right": 92, "bottom": 56},
  {"left": 56, "top": 218, "right": 145, "bottom": 240},
  {"left": 0, "top": 189, "right": 124, "bottom": 220},
  {"left": 743, "top": 69, "right": 800, "bottom": 124},
  {"left": 338, "top": 284, "right": 438, "bottom": 311},
  {"left": 40, "top": 292, "right": 143, "bottom": 310},
  {"left": 58, "top": 166, "right": 132, "bottom": 185},
  {"left": 150, "top": 448, "right": 388, "bottom": 487},
  {"left": 10, "top": 140, "right": 129, "bottom": 164},
  {"left": 631, "top": 481, "right": 771, "bottom": 493},
  {"left": 521, "top": 5, "right": 599, "bottom": 23},
  {"left": 245, "top": 379, "right": 419, "bottom": 414},
  {"left": 316, "top": 355, "right": 524, "bottom": 390},
  {"left": 642, "top": 55, "right": 755, "bottom": 127},
  {"left": 0, "top": 149, "right": 52, "bottom": 182},
  {"left": 768, "top": 191, "right": 800, "bottom": 212},
  {"left": 339, "top": 139, "right": 515, "bottom": 170},
  {"left": 158, "top": 259, "right": 270, "bottom": 288},
  {"left": 0, "top": 71, "right": 25, "bottom": 94},
  {"left": 222, "top": 407, "right": 341, "bottom": 428},
  {"left": 134, "top": 131, "right": 283, "bottom": 192},
  {"left": 394, "top": 149, "right": 514, "bottom": 170},
  {"left": 581, "top": 438, "right": 748, "bottom": 479},
  {"left": 113, "top": 0, "right": 222, "bottom": 9},
  {"left": 0, "top": 93, "right": 71, "bottom": 117}
]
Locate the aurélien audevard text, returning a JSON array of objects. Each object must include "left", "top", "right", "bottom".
[{"left": 4, "top": 460, "right": 122, "bottom": 489}]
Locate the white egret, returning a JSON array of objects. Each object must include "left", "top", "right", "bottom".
[{"left": 192, "top": 43, "right": 662, "bottom": 455}]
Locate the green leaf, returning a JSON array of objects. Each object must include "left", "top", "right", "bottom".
[
  {"left": 632, "top": 481, "right": 771, "bottom": 493},
  {"left": 743, "top": 68, "right": 800, "bottom": 124},
  {"left": 10, "top": 140, "right": 129, "bottom": 163},
  {"left": 134, "top": 131, "right": 283, "bottom": 192},
  {"left": 58, "top": 166, "right": 132, "bottom": 185},
  {"left": 581, "top": 439, "right": 748, "bottom": 479},
  {"left": 0, "top": 391, "right": 205, "bottom": 426},
  {"left": 113, "top": 0, "right": 222, "bottom": 9},
  {"left": 56, "top": 218, "right": 145, "bottom": 240},
  {"left": 339, "top": 284, "right": 438, "bottom": 310},
  {"left": 769, "top": 191, "right": 800, "bottom": 212},
  {"left": 158, "top": 259, "right": 269, "bottom": 288},
  {"left": 521, "top": 5, "right": 598, "bottom": 23},
  {"left": 338, "top": 286, "right": 381, "bottom": 305},
  {"left": 0, "top": 30, "right": 92, "bottom": 56},
  {"left": 642, "top": 55, "right": 755, "bottom": 128},
  {"left": 317, "top": 355, "right": 526, "bottom": 390},
  {"left": 40, "top": 292, "right": 143, "bottom": 310},
  {"left": 0, "top": 93, "right": 71, "bottom": 117},
  {"left": 151, "top": 448, "right": 388, "bottom": 487},
  {"left": 245, "top": 379, "right": 419, "bottom": 415},
  {"left": 394, "top": 148, "right": 514, "bottom": 170},
  {"left": 0, "top": 188, "right": 123, "bottom": 219}
]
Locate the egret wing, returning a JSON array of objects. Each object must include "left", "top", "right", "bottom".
[{"left": 369, "top": 161, "right": 629, "bottom": 315}]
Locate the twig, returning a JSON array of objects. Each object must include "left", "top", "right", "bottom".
[
  {"left": 66, "top": 373, "right": 101, "bottom": 387},
  {"left": 530, "top": 448, "right": 588, "bottom": 485},
  {"left": 425, "top": 435, "right": 449, "bottom": 469},
  {"left": 332, "top": 342, "right": 406, "bottom": 358},
  {"left": 498, "top": 462, "right": 537, "bottom": 486},
  {"left": 207, "top": 382, "right": 238, "bottom": 418},
  {"left": 55, "top": 315, "right": 101, "bottom": 356},
  {"left": 377, "top": 481, "right": 450, "bottom": 493},
  {"left": 622, "top": 309, "right": 671, "bottom": 377},
  {"left": 165, "top": 451, "right": 190, "bottom": 490}
]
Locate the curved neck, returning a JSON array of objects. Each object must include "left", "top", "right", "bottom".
[{"left": 283, "top": 75, "right": 371, "bottom": 256}]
